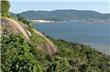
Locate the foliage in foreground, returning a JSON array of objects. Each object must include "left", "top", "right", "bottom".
[
  {"left": 51, "top": 38, "right": 110, "bottom": 72},
  {"left": 1, "top": 33, "right": 110, "bottom": 72},
  {"left": 1, "top": 34, "right": 42, "bottom": 72}
]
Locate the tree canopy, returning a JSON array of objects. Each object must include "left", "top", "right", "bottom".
[{"left": 1, "top": 0, "right": 10, "bottom": 17}]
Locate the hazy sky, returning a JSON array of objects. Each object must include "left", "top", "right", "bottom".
[{"left": 9, "top": 0, "right": 110, "bottom": 13}]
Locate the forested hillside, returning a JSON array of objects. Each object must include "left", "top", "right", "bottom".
[{"left": 18, "top": 10, "right": 110, "bottom": 22}]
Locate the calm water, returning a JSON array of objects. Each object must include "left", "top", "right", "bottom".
[{"left": 33, "top": 21, "right": 110, "bottom": 55}]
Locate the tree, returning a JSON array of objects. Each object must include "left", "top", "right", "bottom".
[{"left": 1, "top": 0, "right": 10, "bottom": 17}]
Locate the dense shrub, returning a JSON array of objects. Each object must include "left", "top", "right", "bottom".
[
  {"left": 1, "top": 30, "right": 110, "bottom": 72},
  {"left": 1, "top": 33, "right": 42, "bottom": 72},
  {"left": 51, "top": 39, "right": 110, "bottom": 72}
]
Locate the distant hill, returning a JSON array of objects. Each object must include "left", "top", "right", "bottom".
[{"left": 18, "top": 10, "right": 110, "bottom": 22}]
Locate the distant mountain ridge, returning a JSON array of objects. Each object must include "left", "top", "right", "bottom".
[{"left": 18, "top": 10, "right": 110, "bottom": 22}]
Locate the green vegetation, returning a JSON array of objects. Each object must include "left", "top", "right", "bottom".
[
  {"left": 1, "top": 0, "right": 110, "bottom": 72},
  {"left": 1, "top": 32, "right": 110, "bottom": 72},
  {"left": 1, "top": 33, "right": 42, "bottom": 72},
  {"left": 1, "top": 0, "right": 10, "bottom": 17},
  {"left": 30, "top": 30, "right": 45, "bottom": 44},
  {"left": 18, "top": 10, "right": 110, "bottom": 22},
  {"left": 51, "top": 39, "right": 110, "bottom": 72}
]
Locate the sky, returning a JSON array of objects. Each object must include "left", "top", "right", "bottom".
[{"left": 9, "top": 0, "right": 110, "bottom": 13}]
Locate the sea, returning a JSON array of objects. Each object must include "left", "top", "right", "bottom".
[{"left": 33, "top": 21, "right": 110, "bottom": 55}]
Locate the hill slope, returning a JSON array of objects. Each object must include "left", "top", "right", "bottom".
[
  {"left": 1, "top": 0, "right": 110, "bottom": 72},
  {"left": 1, "top": 17, "right": 110, "bottom": 72},
  {"left": 1, "top": 17, "right": 58, "bottom": 56},
  {"left": 18, "top": 10, "right": 110, "bottom": 22}
]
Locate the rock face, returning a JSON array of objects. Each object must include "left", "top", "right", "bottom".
[
  {"left": 32, "top": 29, "right": 58, "bottom": 56},
  {"left": 1, "top": 17, "right": 58, "bottom": 56},
  {"left": 1, "top": 18, "right": 30, "bottom": 40}
]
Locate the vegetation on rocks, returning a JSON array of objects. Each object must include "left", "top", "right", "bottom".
[
  {"left": 1, "top": 31, "right": 110, "bottom": 72},
  {"left": 1, "top": 33, "right": 42, "bottom": 72},
  {"left": 1, "top": 0, "right": 110, "bottom": 72}
]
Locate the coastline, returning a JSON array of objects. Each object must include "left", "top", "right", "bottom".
[
  {"left": 81, "top": 42, "right": 110, "bottom": 55},
  {"left": 31, "top": 20, "right": 55, "bottom": 23},
  {"left": 31, "top": 19, "right": 109, "bottom": 23}
]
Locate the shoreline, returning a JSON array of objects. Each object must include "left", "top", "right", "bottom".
[
  {"left": 81, "top": 42, "right": 110, "bottom": 55},
  {"left": 31, "top": 20, "right": 55, "bottom": 23},
  {"left": 31, "top": 19, "right": 109, "bottom": 23}
]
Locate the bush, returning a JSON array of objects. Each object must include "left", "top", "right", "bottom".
[{"left": 1, "top": 33, "right": 42, "bottom": 72}]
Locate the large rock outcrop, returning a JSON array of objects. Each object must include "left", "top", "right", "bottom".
[{"left": 1, "top": 17, "right": 58, "bottom": 56}]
